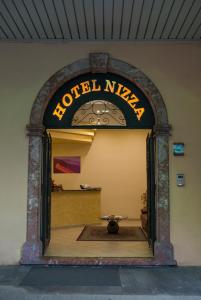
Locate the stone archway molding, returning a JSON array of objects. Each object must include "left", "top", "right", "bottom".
[{"left": 21, "top": 53, "right": 176, "bottom": 266}]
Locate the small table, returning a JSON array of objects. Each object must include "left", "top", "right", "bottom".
[{"left": 101, "top": 215, "right": 128, "bottom": 234}]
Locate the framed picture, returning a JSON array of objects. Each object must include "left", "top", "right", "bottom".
[{"left": 53, "top": 156, "right": 80, "bottom": 173}]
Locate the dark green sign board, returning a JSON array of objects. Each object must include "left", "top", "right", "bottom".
[{"left": 43, "top": 73, "right": 155, "bottom": 129}]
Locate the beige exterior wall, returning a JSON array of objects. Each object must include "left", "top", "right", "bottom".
[
  {"left": 0, "top": 42, "right": 200, "bottom": 265},
  {"left": 52, "top": 130, "right": 148, "bottom": 219}
]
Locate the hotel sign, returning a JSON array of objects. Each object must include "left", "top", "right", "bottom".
[{"left": 43, "top": 73, "right": 155, "bottom": 128}]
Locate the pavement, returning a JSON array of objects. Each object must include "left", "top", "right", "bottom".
[{"left": 0, "top": 265, "right": 201, "bottom": 299}]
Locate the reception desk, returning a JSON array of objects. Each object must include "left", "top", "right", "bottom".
[{"left": 51, "top": 189, "right": 101, "bottom": 228}]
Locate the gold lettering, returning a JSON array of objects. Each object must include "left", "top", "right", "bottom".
[
  {"left": 127, "top": 94, "right": 140, "bottom": 109},
  {"left": 134, "top": 107, "right": 145, "bottom": 120},
  {"left": 119, "top": 86, "right": 131, "bottom": 101},
  {"left": 91, "top": 79, "right": 101, "bottom": 91},
  {"left": 71, "top": 85, "right": 80, "bottom": 99},
  {"left": 53, "top": 79, "right": 145, "bottom": 122},
  {"left": 62, "top": 93, "right": 73, "bottom": 107},
  {"left": 80, "top": 81, "right": 91, "bottom": 94},
  {"left": 104, "top": 80, "right": 116, "bottom": 93},
  {"left": 115, "top": 83, "right": 123, "bottom": 96},
  {"left": 53, "top": 103, "right": 66, "bottom": 120}
]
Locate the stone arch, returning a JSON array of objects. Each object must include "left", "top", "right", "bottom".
[{"left": 21, "top": 53, "right": 176, "bottom": 266}]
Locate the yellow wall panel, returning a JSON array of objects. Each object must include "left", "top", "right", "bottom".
[{"left": 51, "top": 191, "right": 101, "bottom": 228}]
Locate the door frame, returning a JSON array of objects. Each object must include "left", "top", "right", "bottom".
[{"left": 21, "top": 53, "right": 176, "bottom": 266}]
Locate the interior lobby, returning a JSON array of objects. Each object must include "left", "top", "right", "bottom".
[{"left": 45, "top": 129, "right": 152, "bottom": 258}]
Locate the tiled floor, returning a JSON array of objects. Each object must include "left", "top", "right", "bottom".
[{"left": 45, "top": 220, "right": 153, "bottom": 258}]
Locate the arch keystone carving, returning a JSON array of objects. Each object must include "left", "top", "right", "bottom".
[{"left": 89, "top": 52, "right": 109, "bottom": 73}]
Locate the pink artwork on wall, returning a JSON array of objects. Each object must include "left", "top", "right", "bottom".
[{"left": 53, "top": 156, "right": 80, "bottom": 173}]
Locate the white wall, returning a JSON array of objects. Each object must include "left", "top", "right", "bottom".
[
  {"left": 52, "top": 129, "right": 148, "bottom": 218},
  {"left": 0, "top": 41, "right": 200, "bottom": 265}
]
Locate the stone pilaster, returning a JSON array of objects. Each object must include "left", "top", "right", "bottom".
[
  {"left": 21, "top": 125, "right": 44, "bottom": 263},
  {"left": 153, "top": 125, "right": 175, "bottom": 265}
]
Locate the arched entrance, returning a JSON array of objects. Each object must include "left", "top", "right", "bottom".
[{"left": 21, "top": 53, "right": 176, "bottom": 265}]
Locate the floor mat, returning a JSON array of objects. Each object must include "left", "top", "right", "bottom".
[
  {"left": 20, "top": 266, "right": 121, "bottom": 286},
  {"left": 77, "top": 225, "right": 146, "bottom": 241}
]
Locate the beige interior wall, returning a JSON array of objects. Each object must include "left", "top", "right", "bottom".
[
  {"left": 52, "top": 130, "right": 148, "bottom": 219},
  {"left": 0, "top": 41, "right": 200, "bottom": 265}
]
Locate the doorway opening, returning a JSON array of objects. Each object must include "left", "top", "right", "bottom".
[
  {"left": 44, "top": 128, "right": 154, "bottom": 258},
  {"left": 21, "top": 53, "right": 175, "bottom": 265}
]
